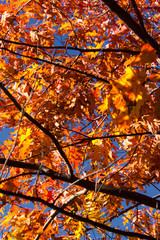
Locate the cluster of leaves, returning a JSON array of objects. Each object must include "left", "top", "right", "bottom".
[{"left": 0, "top": 0, "right": 160, "bottom": 239}]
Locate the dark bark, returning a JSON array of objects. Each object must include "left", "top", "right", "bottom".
[{"left": 102, "top": 0, "right": 160, "bottom": 54}]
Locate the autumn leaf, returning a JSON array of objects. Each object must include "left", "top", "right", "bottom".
[
  {"left": 0, "top": 0, "right": 159, "bottom": 239},
  {"left": 19, "top": 128, "right": 32, "bottom": 146},
  {"left": 124, "top": 43, "right": 157, "bottom": 66}
]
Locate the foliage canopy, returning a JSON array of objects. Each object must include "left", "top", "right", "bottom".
[{"left": 0, "top": 0, "right": 160, "bottom": 239}]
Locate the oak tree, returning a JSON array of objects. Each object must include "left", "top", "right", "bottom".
[{"left": 0, "top": 0, "right": 160, "bottom": 239}]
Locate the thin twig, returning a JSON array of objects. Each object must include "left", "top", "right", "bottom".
[
  {"left": 0, "top": 188, "right": 156, "bottom": 239},
  {"left": 0, "top": 38, "right": 140, "bottom": 54},
  {"left": 0, "top": 88, "right": 33, "bottom": 180},
  {"left": 34, "top": 189, "right": 87, "bottom": 240},
  {"left": 0, "top": 82, "right": 74, "bottom": 177},
  {"left": 0, "top": 47, "right": 110, "bottom": 84}
]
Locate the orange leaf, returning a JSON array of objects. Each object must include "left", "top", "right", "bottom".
[{"left": 124, "top": 43, "right": 157, "bottom": 65}]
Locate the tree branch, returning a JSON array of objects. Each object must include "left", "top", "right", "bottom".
[
  {"left": 0, "top": 82, "right": 73, "bottom": 177},
  {"left": 130, "top": 0, "right": 146, "bottom": 31},
  {"left": 0, "top": 157, "right": 160, "bottom": 210},
  {"left": 0, "top": 188, "right": 155, "bottom": 240},
  {"left": 64, "top": 131, "right": 152, "bottom": 147},
  {"left": 0, "top": 38, "right": 140, "bottom": 54},
  {"left": 102, "top": 0, "right": 160, "bottom": 54},
  {"left": 0, "top": 47, "right": 110, "bottom": 84},
  {"left": 34, "top": 189, "right": 87, "bottom": 240}
]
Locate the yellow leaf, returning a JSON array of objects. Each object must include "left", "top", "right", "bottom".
[
  {"left": 19, "top": 128, "right": 31, "bottom": 145},
  {"left": 98, "top": 95, "right": 109, "bottom": 112},
  {"left": 112, "top": 94, "right": 126, "bottom": 112},
  {"left": 66, "top": 217, "right": 71, "bottom": 223},
  {"left": 92, "top": 139, "right": 102, "bottom": 146},
  {"left": 120, "top": 67, "right": 135, "bottom": 86},
  {"left": 25, "top": 105, "right": 33, "bottom": 114},
  {"left": 88, "top": 30, "right": 97, "bottom": 37},
  {"left": 19, "top": 138, "right": 32, "bottom": 158},
  {"left": 75, "top": 221, "right": 84, "bottom": 239},
  {"left": 86, "top": 41, "right": 104, "bottom": 59},
  {"left": 60, "top": 21, "right": 71, "bottom": 30}
]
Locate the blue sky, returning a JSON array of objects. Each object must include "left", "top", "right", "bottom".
[{"left": 0, "top": 127, "right": 13, "bottom": 143}]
